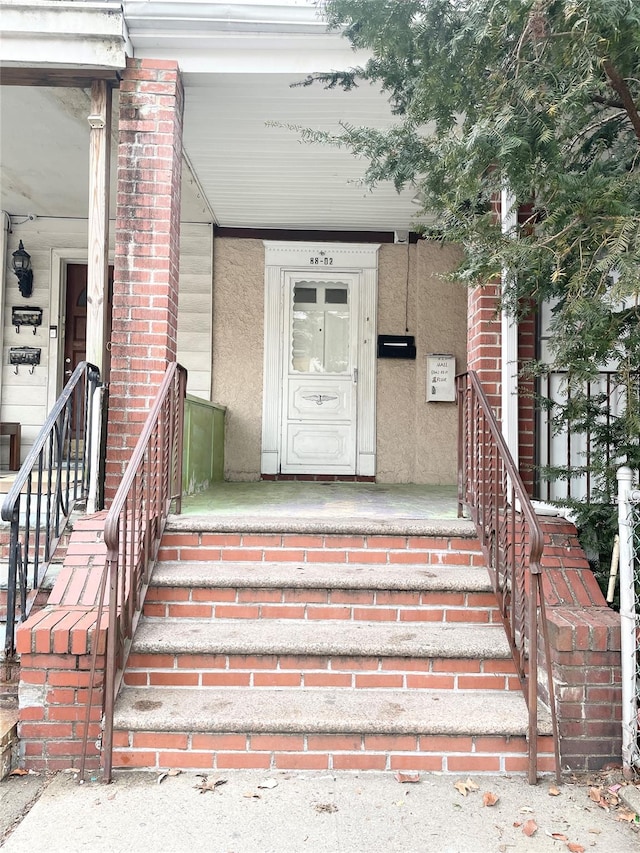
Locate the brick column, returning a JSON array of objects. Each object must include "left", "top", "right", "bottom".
[
  {"left": 16, "top": 514, "right": 108, "bottom": 772},
  {"left": 467, "top": 281, "right": 502, "bottom": 416},
  {"left": 466, "top": 201, "right": 540, "bottom": 487},
  {"left": 518, "top": 309, "right": 537, "bottom": 495},
  {"left": 537, "top": 518, "right": 622, "bottom": 771},
  {"left": 105, "top": 58, "right": 184, "bottom": 503}
]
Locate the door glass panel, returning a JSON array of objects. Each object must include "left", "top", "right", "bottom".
[
  {"left": 293, "top": 286, "right": 317, "bottom": 304},
  {"left": 325, "top": 288, "right": 348, "bottom": 304},
  {"left": 291, "top": 280, "right": 350, "bottom": 374},
  {"left": 324, "top": 311, "right": 349, "bottom": 372}
]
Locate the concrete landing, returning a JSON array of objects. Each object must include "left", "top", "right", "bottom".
[{"left": 171, "top": 482, "right": 474, "bottom": 536}]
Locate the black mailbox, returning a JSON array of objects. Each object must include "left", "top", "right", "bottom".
[
  {"left": 9, "top": 346, "right": 41, "bottom": 374},
  {"left": 12, "top": 305, "right": 43, "bottom": 335},
  {"left": 377, "top": 334, "right": 416, "bottom": 359}
]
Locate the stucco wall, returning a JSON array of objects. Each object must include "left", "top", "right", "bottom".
[
  {"left": 212, "top": 237, "right": 467, "bottom": 484},
  {"left": 211, "top": 239, "right": 265, "bottom": 480},
  {"left": 376, "top": 241, "right": 467, "bottom": 484}
]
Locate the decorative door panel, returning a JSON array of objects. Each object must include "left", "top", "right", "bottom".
[
  {"left": 288, "top": 378, "right": 352, "bottom": 421},
  {"left": 286, "top": 424, "right": 354, "bottom": 468}
]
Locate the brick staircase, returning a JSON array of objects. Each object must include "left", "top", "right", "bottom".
[{"left": 111, "top": 522, "right": 555, "bottom": 774}]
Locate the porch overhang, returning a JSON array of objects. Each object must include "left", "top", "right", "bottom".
[
  {"left": 0, "top": 0, "right": 131, "bottom": 83},
  {"left": 122, "top": 0, "right": 359, "bottom": 74}
]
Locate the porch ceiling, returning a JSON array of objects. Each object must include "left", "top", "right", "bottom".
[{"left": 0, "top": 0, "right": 427, "bottom": 233}]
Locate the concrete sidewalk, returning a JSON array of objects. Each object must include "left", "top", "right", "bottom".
[{"left": 1, "top": 769, "right": 638, "bottom": 853}]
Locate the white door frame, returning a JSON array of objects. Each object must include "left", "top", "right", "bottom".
[{"left": 261, "top": 241, "right": 379, "bottom": 476}]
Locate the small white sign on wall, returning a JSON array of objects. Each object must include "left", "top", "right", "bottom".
[{"left": 426, "top": 354, "right": 456, "bottom": 402}]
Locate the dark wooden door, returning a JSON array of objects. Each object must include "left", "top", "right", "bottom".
[
  {"left": 64, "top": 263, "right": 113, "bottom": 382},
  {"left": 64, "top": 264, "right": 88, "bottom": 381}
]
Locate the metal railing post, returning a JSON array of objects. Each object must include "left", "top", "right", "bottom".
[
  {"left": 457, "top": 370, "right": 560, "bottom": 784},
  {"left": 1, "top": 362, "right": 100, "bottom": 661},
  {"left": 92, "top": 363, "right": 187, "bottom": 781},
  {"left": 617, "top": 465, "right": 639, "bottom": 776}
]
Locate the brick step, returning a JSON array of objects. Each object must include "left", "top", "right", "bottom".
[
  {"left": 124, "top": 619, "right": 518, "bottom": 690},
  {"left": 111, "top": 687, "right": 555, "bottom": 773},
  {"left": 145, "top": 561, "right": 499, "bottom": 623},
  {"left": 157, "top": 531, "right": 484, "bottom": 568}
]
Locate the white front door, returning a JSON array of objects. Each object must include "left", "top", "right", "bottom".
[
  {"left": 282, "top": 273, "right": 358, "bottom": 473},
  {"left": 261, "top": 241, "right": 379, "bottom": 477}
]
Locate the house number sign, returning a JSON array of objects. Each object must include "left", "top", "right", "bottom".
[{"left": 309, "top": 256, "right": 334, "bottom": 266}]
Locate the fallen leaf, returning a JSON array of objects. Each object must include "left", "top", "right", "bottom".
[
  {"left": 588, "top": 787, "right": 602, "bottom": 803},
  {"left": 519, "top": 806, "right": 535, "bottom": 813},
  {"left": 395, "top": 772, "right": 420, "bottom": 783},
  {"left": 566, "top": 844, "right": 585, "bottom": 853},
  {"left": 482, "top": 791, "right": 499, "bottom": 807},
  {"left": 167, "top": 768, "right": 181, "bottom": 777},
  {"left": 257, "top": 778, "right": 278, "bottom": 789},
  {"left": 513, "top": 821, "right": 522, "bottom": 828},
  {"left": 548, "top": 786, "right": 561, "bottom": 796},
  {"left": 587, "top": 829, "right": 601, "bottom": 835},
  {"left": 616, "top": 810, "right": 638, "bottom": 823},
  {"left": 608, "top": 784, "right": 622, "bottom": 793},
  {"left": 522, "top": 819, "right": 538, "bottom": 837},
  {"left": 454, "top": 777, "right": 479, "bottom": 797},
  {"left": 242, "top": 792, "right": 261, "bottom": 799},
  {"left": 550, "top": 833, "right": 568, "bottom": 841},
  {"left": 9, "top": 768, "right": 30, "bottom": 776},
  {"left": 194, "top": 776, "right": 228, "bottom": 794}
]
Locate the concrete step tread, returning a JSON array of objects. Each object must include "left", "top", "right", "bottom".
[
  {"left": 165, "top": 516, "right": 478, "bottom": 537},
  {"left": 131, "top": 618, "right": 511, "bottom": 659},
  {"left": 113, "top": 686, "right": 552, "bottom": 736},
  {"left": 152, "top": 561, "right": 490, "bottom": 592}
]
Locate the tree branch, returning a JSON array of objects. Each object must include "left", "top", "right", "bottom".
[
  {"left": 602, "top": 60, "right": 640, "bottom": 143},
  {"left": 591, "top": 94, "right": 624, "bottom": 109}
]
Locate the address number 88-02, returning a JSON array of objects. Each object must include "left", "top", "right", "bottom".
[{"left": 310, "top": 257, "right": 333, "bottom": 265}]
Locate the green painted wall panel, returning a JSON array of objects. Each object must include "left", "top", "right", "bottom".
[{"left": 182, "top": 395, "right": 226, "bottom": 494}]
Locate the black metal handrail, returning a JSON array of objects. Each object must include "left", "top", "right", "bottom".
[
  {"left": 79, "top": 362, "right": 186, "bottom": 782},
  {"left": 457, "top": 370, "right": 560, "bottom": 784},
  {"left": 2, "top": 361, "right": 101, "bottom": 661}
]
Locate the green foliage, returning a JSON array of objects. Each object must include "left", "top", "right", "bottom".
[{"left": 305, "top": 1, "right": 640, "bottom": 568}]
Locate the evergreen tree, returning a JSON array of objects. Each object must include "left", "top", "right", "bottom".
[{"left": 297, "top": 0, "right": 640, "bottom": 568}]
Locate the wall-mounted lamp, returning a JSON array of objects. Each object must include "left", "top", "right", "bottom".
[{"left": 12, "top": 240, "right": 33, "bottom": 298}]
